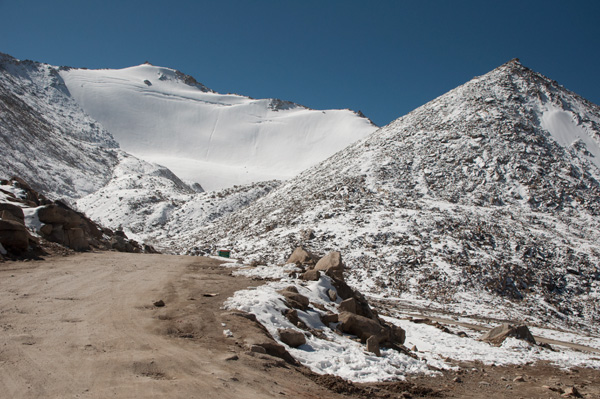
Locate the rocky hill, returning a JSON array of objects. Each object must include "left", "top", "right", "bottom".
[{"left": 192, "top": 59, "right": 600, "bottom": 334}]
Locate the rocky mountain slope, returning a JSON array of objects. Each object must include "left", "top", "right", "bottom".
[
  {"left": 0, "top": 52, "right": 119, "bottom": 198},
  {"left": 191, "top": 60, "right": 600, "bottom": 334}
]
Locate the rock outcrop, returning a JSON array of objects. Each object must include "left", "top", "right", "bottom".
[
  {"left": 0, "top": 177, "right": 156, "bottom": 258},
  {"left": 481, "top": 323, "right": 536, "bottom": 346}
]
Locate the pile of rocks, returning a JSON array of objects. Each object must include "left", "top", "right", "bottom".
[
  {"left": 280, "top": 246, "right": 406, "bottom": 357},
  {"left": 0, "top": 177, "right": 156, "bottom": 258}
]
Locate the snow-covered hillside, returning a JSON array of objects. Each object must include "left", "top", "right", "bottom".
[
  {"left": 60, "top": 64, "right": 376, "bottom": 190},
  {"left": 190, "top": 59, "right": 600, "bottom": 334}
]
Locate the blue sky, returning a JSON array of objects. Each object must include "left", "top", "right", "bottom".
[{"left": 1, "top": 0, "right": 599, "bottom": 126}]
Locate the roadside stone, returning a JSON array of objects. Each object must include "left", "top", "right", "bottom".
[
  {"left": 481, "top": 323, "right": 536, "bottom": 346},
  {"left": 279, "top": 290, "right": 310, "bottom": 310},
  {"left": 153, "top": 299, "right": 165, "bottom": 307},
  {"left": 391, "top": 324, "right": 406, "bottom": 345},
  {"left": 286, "top": 247, "right": 318, "bottom": 265},
  {"left": 562, "top": 386, "right": 582, "bottom": 398},
  {"left": 320, "top": 312, "right": 338, "bottom": 325},
  {"left": 513, "top": 376, "right": 525, "bottom": 382},
  {"left": 327, "top": 289, "right": 337, "bottom": 302},
  {"left": 339, "top": 297, "right": 357, "bottom": 314},
  {"left": 0, "top": 203, "right": 25, "bottom": 224},
  {"left": 301, "top": 269, "right": 320, "bottom": 281},
  {"left": 65, "top": 228, "right": 89, "bottom": 251},
  {"left": 314, "top": 251, "right": 344, "bottom": 280},
  {"left": 278, "top": 328, "right": 306, "bottom": 347},
  {"left": 337, "top": 311, "right": 389, "bottom": 343},
  {"left": 283, "top": 308, "right": 299, "bottom": 325},
  {"left": 366, "top": 335, "right": 381, "bottom": 357},
  {"left": 0, "top": 219, "right": 30, "bottom": 253},
  {"left": 250, "top": 345, "right": 267, "bottom": 354}
]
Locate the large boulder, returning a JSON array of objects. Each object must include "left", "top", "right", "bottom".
[
  {"left": 286, "top": 246, "right": 319, "bottom": 265},
  {"left": 0, "top": 220, "right": 30, "bottom": 253},
  {"left": 65, "top": 228, "right": 89, "bottom": 251},
  {"left": 315, "top": 251, "right": 344, "bottom": 279},
  {"left": 0, "top": 203, "right": 25, "bottom": 224},
  {"left": 37, "top": 204, "right": 82, "bottom": 228},
  {"left": 337, "top": 311, "right": 390, "bottom": 343},
  {"left": 481, "top": 323, "right": 536, "bottom": 346}
]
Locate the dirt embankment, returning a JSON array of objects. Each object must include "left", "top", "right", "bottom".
[{"left": 0, "top": 252, "right": 598, "bottom": 399}]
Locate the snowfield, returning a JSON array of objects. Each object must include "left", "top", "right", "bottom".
[{"left": 60, "top": 64, "right": 376, "bottom": 190}]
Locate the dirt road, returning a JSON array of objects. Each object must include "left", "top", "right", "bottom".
[
  {"left": 1, "top": 252, "right": 598, "bottom": 399},
  {"left": 0, "top": 252, "right": 354, "bottom": 399}
]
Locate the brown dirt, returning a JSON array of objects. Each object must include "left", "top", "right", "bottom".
[{"left": 0, "top": 252, "right": 598, "bottom": 398}]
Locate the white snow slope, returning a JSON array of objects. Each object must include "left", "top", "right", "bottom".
[{"left": 60, "top": 64, "right": 376, "bottom": 191}]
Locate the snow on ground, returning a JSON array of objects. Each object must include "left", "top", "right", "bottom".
[
  {"left": 60, "top": 64, "right": 376, "bottom": 191},
  {"left": 223, "top": 262, "right": 600, "bottom": 383},
  {"left": 386, "top": 315, "right": 600, "bottom": 371},
  {"left": 224, "top": 267, "right": 433, "bottom": 382}
]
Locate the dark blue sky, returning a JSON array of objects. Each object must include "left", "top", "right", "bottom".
[{"left": 1, "top": 0, "right": 599, "bottom": 126}]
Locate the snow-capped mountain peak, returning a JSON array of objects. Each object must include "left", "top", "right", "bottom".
[
  {"left": 189, "top": 59, "right": 600, "bottom": 334},
  {"left": 58, "top": 63, "right": 377, "bottom": 191}
]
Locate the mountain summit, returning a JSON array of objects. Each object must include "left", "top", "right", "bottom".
[{"left": 195, "top": 59, "right": 600, "bottom": 333}]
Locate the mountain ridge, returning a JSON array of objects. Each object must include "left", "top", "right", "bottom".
[{"left": 189, "top": 59, "right": 600, "bottom": 334}]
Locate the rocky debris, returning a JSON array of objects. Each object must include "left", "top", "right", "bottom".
[
  {"left": 153, "top": 300, "right": 165, "bottom": 307},
  {"left": 286, "top": 246, "right": 319, "bottom": 265},
  {"left": 278, "top": 328, "right": 306, "bottom": 347},
  {"left": 481, "top": 323, "right": 536, "bottom": 346},
  {"left": 366, "top": 335, "right": 381, "bottom": 357},
  {"left": 513, "top": 375, "right": 525, "bottom": 382},
  {"left": 314, "top": 251, "right": 344, "bottom": 280},
  {"left": 0, "top": 177, "right": 157, "bottom": 257}
]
